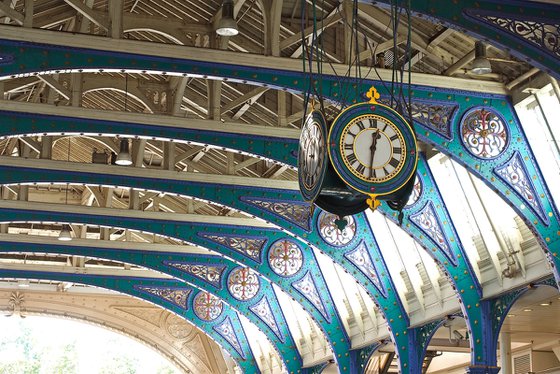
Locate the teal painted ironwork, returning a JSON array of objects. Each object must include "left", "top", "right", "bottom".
[
  {"left": 0, "top": 162, "right": 410, "bottom": 372},
  {"left": 0, "top": 268, "right": 258, "bottom": 373},
  {"left": 0, "top": 32, "right": 558, "bottom": 371},
  {"left": 0, "top": 39, "right": 556, "bottom": 282},
  {"left": 0, "top": 238, "right": 300, "bottom": 372},
  {"left": 489, "top": 276, "right": 557, "bottom": 373},
  {"left": 358, "top": 0, "right": 560, "bottom": 80},
  {"left": 379, "top": 155, "right": 498, "bottom": 369},
  {"left": 354, "top": 342, "right": 382, "bottom": 373},
  {"left": 0, "top": 111, "right": 297, "bottom": 166},
  {"left": 0, "top": 39, "right": 556, "bottom": 278},
  {"left": 0, "top": 170, "right": 354, "bottom": 372},
  {"left": 0, "top": 207, "right": 350, "bottom": 373}
]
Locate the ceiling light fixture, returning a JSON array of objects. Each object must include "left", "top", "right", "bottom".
[
  {"left": 471, "top": 41, "right": 492, "bottom": 75},
  {"left": 523, "top": 308, "right": 533, "bottom": 312},
  {"left": 58, "top": 224, "right": 73, "bottom": 241},
  {"left": 216, "top": 0, "right": 238, "bottom": 36},
  {"left": 115, "top": 139, "right": 132, "bottom": 166}
]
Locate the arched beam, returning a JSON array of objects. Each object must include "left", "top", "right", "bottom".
[
  {"left": 0, "top": 199, "right": 349, "bottom": 371},
  {"left": 0, "top": 27, "right": 557, "bottom": 371},
  {"left": 0, "top": 267, "right": 257, "bottom": 372},
  {"left": 0, "top": 286, "right": 231, "bottom": 374},
  {"left": 0, "top": 234, "right": 300, "bottom": 372}
]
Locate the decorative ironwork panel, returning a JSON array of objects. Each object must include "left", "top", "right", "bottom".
[
  {"left": 193, "top": 291, "right": 223, "bottom": 321},
  {"left": 344, "top": 241, "right": 385, "bottom": 297},
  {"left": 199, "top": 233, "right": 266, "bottom": 262},
  {"left": 466, "top": 10, "right": 560, "bottom": 59},
  {"left": 249, "top": 296, "right": 284, "bottom": 342},
  {"left": 405, "top": 174, "right": 423, "bottom": 208},
  {"left": 228, "top": 267, "right": 260, "bottom": 301},
  {"left": 411, "top": 100, "right": 457, "bottom": 140},
  {"left": 317, "top": 211, "right": 356, "bottom": 247},
  {"left": 460, "top": 107, "right": 509, "bottom": 159},
  {"left": 240, "top": 197, "right": 312, "bottom": 231},
  {"left": 135, "top": 286, "right": 191, "bottom": 309},
  {"left": 292, "top": 271, "right": 329, "bottom": 321},
  {"left": 213, "top": 317, "right": 245, "bottom": 358},
  {"left": 410, "top": 202, "right": 456, "bottom": 265},
  {"left": 494, "top": 151, "right": 549, "bottom": 225},
  {"left": 268, "top": 239, "right": 304, "bottom": 277},
  {"left": 164, "top": 261, "right": 226, "bottom": 288}
]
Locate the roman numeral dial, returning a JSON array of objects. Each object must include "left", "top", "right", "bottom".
[{"left": 340, "top": 115, "right": 406, "bottom": 183}]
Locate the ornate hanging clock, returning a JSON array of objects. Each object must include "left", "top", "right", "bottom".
[
  {"left": 298, "top": 109, "right": 328, "bottom": 202},
  {"left": 328, "top": 87, "right": 418, "bottom": 210}
]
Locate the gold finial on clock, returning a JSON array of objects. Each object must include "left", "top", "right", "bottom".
[{"left": 366, "top": 86, "right": 380, "bottom": 104}]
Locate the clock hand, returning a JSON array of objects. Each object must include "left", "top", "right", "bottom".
[{"left": 369, "top": 128, "right": 381, "bottom": 178}]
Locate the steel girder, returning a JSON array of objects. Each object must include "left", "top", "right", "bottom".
[
  {"left": 0, "top": 153, "right": 491, "bottom": 371},
  {"left": 0, "top": 201, "right": 347, "bottom": 373},
  {"left": 359, "top": 0, "right": 560, "bottom": 80},
  {"left": 0, "top": 267, "right": 258, "bottom": 373},
  {"left": 0, "top": 157, "right": 409, "bottom": 372},
  {"left": 0, "top": 25, "right": 558, "bottom": 372},
  {"left": 0, "top": 235, "right": 303, "bottom": 372}
]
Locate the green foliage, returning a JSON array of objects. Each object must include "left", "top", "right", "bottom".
[{"left": 0, "top": 318, "right": 179, "bottom": 374}]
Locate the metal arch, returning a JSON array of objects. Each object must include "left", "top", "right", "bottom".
[
  {"left": 358, "top": 0, "right": 560, "bottom": 80},
  {"left": 0, "top": 36, "right": 556, "bottom": 266},
  {"left": 0, "top": 108, "right": 299, "bottom": 167},
  {"left": 379, "top": 155, "right": 496, "bottom": 370},
  {"left": 0, "top": 290, "right": 214, "bottom": 374},
  {"left": 0, "top": 203, "right": 350, "bottom": 372},
  {"left": 0, "top": 159, "right": 402, "bottom": 372},
  {"left": 0, "top": 268, "right": 258, "bottom": 373},
  {"left": 489, "top": 277, "right": 557, "bottom": 369},
  {"left": 0, "top": 236, "right": 300, "bottom": 373},
  {"left": 0, "top": 32, "right": 558, "bottom": 370},
  {"left": 0, "top": 167, "right": 352, "bottom": 370}
]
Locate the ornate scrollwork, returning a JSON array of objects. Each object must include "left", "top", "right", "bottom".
[
  {"left": 200, "top": 233, "right": 265, "bottom": 262},
  {"left": 411, "top": 101, "right": 457, "bottom": 140},
  {"left": 135, "top": 286, "right": 191, "bottom": 309},
  {"left": 460, "top": 108, "right": 509, "bottom": 159},
  {"left": 317, "top": 211, "right": 356, "bottom": 247},
  {"left": 227, "top": 267, "right": 260, "bottom": 301},
  {"left": 213, "top": 317, "right": 244, "bottom": 358},
  {"left": 241, "top": 197, "right": 312, "bottom": 231},
  {"left": 193, "top": 291, "right": 223, "bottom": 321},
  {"left": 410, "top": 202, "right": 456, "bottom": 264},
  {"left": 467, "top": 11, "right": 560, "bottom": 59},
  {"left": 268, "top": 239, "right": 303, "bottom": 277},
  {"left": 165, "top": 313, "right": 196, "bottom": 339},
  {"left": 249, "top": 297, "right": 284, "bottom": 342},
  {"left": 344, "top": 241, "right": 385, "bottom": 296},
  {"left": 292, "top": 271, "right": 329, "bottom": 321},
  {"left": 494, "top": 152, "right": 548, "bottom": 225},
  {"left": 164, "top": 262, "right": 226, "bottom": 288}
]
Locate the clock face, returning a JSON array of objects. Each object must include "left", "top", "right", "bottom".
[
  {"left": 298, "top": 110, "right": 328, "bottom": 202},
  {"left": 341, "top": 114, "right": 406, "bottom": 183},
  {"left": 328, "top": 102, "right": 417, "bottom": 197}
]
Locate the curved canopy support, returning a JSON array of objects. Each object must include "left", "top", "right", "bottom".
[
  {"left": 0, "top": 285, "right": 233, "bottom": 374},
  {"left": 0, "top": 268, "right": 257, "bottom": 372}
]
